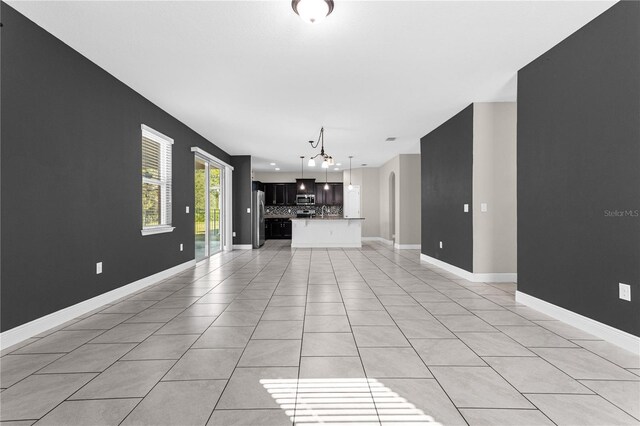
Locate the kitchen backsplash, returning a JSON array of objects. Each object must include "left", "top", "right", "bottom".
[{"left": 265, "top": 205, "right": 343, "bottom": 217}]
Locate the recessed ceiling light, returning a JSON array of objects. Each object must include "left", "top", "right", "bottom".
[
  {"left": 334, "top": 168, "right": 340, "bottom": 171},
  {"left": 385, "top": 137, "right": 397, "bottom": 142},
  {"left": 275, "top": 167, "right": 280, "bottom": 171},
  {"left": 336, "top": 163, "right": 342, "bottom": 166},
  {"left": 270, "top": 162, "right": 276, "bottom": 166}
]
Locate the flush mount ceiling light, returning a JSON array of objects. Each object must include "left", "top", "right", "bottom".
[
  {"left": 292, "top": 0, "right": 335, "bottom": 24},
  {"left": 307, "top": 127, "right": 335, "bottom": 169}
]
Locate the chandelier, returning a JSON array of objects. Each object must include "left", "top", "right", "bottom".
[{"left": 307, "top": 127, "right": 335, "bottom": 169}]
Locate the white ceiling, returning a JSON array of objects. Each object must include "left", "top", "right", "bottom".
[{"left": 9, "top": 0, "right": 614, "bottom": 171}]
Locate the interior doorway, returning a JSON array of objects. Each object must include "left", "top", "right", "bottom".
[{"left": 195, "top": 156, "right": 224, "bottom": 261}]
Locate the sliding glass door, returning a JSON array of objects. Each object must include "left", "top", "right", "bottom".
[{"left": 195, "top": 156, "right": 224, "bottom": 261}]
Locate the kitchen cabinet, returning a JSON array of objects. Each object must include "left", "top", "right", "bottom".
[
  {"left": 265, "top": 184, "right": 276, "bottom": 206},
  {"left": 295, "top": 179, "right": 315, "bottom": 195},
  {"left": 315, "top": 183, "right": 343, "bottom": 206},
  {"left": 265, "top": 218, "right": 292, "bottom": 239},
  {"left": 264, "top": 183, "right": 298, "bottom": 206}
]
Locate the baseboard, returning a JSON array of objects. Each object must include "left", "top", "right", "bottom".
[
  {"left": 362, "top": 237, "right": 394, "bottom": 246},
  {"left": 420, "top": 253, "right": 517, "bottom": 283},
  {"left": 0, "top": 259, "right": 196, "bottom": 350},
  {"left": 394, "top": 243, "right": 421, "bottom": 250},
  {"left": 233, "top": 244, "right": 252, "bottom": 250},
  {"left": 515, "top": 291, "right": 640, "bottom": 354}
]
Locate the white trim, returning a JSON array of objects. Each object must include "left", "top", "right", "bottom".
[
  {"left": 292, "top": 243, "right": 362, "bottom": 248},
  {"left": 141, "top": 226, "right": 175, "bottom": 236},
  {"left": 420, "top": 253, "right": 517, "bottom": 283},
  {"left": 0, "top": 260, "right": 196, "bottom": 350},
  {"left": 515, "top": 291, "right": 640, "bottom": 354},
  {"left": 361, "top": 237, "right": 394, "bottom": 246},
  {"left": 233, "top": 244, "right": 253, "bottom": 250},
  {"left": 142, "top": 124, "right": 174, "bottom": 145},
  {"left": 394, "top": 243, "right": 421, "bottom": 250},
  {"left": 190, "top": 147, "right": 234, "bottom": 170}
]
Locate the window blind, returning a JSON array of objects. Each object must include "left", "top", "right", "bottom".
[{"left": 141, "top": 125, "right": 173, "bottom": 229}]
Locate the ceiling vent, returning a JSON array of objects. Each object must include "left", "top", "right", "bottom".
[{"left": 385, "top": 137, "right": 397, "bottom": 142}]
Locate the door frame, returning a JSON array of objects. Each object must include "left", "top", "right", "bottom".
[{"left": 191, "top": 147, "right": 234, "bottom": 259}]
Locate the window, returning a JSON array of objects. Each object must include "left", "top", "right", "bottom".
[{"left": 141, "top": 124, "right": 174, "bottom": 235}]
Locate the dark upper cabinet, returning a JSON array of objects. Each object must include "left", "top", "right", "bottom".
[
  {"left": 332, "top": 183, "right": 343, "bottom": 205},
  {"left": 285, "top": 184, "right": 297, "bottom": 205},
  {"left": 315, "top": 184, "right": 325, "bottom": 205},
  {"left": 296, "top": 179, "right": 315, "bottom": 195},
  {"left": 314, "top": 183, "right": 344, "bottom": 206},
  {"left": 265, "top": 183, "right": 276, "bottom": 206},
  {"left": 274, "top": 184, "right": 286, "bottom": 205}
]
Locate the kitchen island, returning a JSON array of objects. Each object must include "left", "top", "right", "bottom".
[{"left": 290, "top": 217, "right": 365, "bottom": 248}]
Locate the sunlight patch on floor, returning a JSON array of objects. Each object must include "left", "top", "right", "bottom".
[{"left": 260, "top": 378, "right": 441, "bottom": 425}]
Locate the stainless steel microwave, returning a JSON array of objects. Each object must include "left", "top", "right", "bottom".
[{"left": 296, "top": 194, "right": 315, "bottom": 205}]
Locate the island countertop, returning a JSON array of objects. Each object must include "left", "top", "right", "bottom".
[
  {"left": 290, "top": 217, "right": 365, "bottom": 221},
  {"left": 291, "top": 217, "right": 365, "bottom": 248}
]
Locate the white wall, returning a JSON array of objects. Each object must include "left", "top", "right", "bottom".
[
  {"left": 253, "top": 171, "right": 343, "bottom": 183},
  {"left": 343, "top": 167, "right": 380, "bottom": 237},
  {"left": 472, "top": 102, "right": 517, "bottom": 273},
  {"left": 399, "top": 154, "right": 421, "bottom": 246}
]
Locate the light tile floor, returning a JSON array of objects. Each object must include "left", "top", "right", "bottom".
[{"left": 1, "top": 241, "right": 639, "bottom": 425}]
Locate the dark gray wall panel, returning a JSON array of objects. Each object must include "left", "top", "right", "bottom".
[
  {"left": 517, "top": 1, "right": 640, "bottom": 336},
  {"left": 420, "top": 105, "right": 474, "bottom": 272},
  {"left": 0, "top": 3, "right": 231, "bottom": 331},
  {"left": 231, "top": 155, "right": 252, "bottom": 246}
]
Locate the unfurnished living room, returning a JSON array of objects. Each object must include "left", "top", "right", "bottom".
[{"left": 0, "top": 1, "right": 638, "bottom": 425}]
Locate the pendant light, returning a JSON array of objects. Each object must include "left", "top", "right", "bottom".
[
  {"left": 348, "top": 156, "right": 353, "bottom": 191},
  {"left": 324, "top": 167, "right": 329, "bottom": 190},
  {"left": 292, "top": 0, "right": 335, "bottom": 24},
  {"left": 299, "top": 156, "right": 306, "bottom": 191}
]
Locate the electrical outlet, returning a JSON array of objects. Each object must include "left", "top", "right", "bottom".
[
  {"left": 96, "top": 262, "right": 102, "bottom": 274},
  {"left": 439, "top": 241, "right": 443, "bottom": 249},
  {"left": 481, "top": 203, "right": 488, "bottom": 212},
  {"left": 619, "top": 283, "right": 631, "bottom": 301},
  {"left": 180, "top": 243, "right": 184, "bottom": 252},
  {"left": 185, "top": 206, "right": 190, "bottom": 213},
  {"left": 464, "top": 204, "right": 469, "bottom": 212}
]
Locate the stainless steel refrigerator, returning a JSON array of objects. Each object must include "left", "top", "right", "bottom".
[{"left": 252, "top": 190, "right": 265, "bottom": 248}]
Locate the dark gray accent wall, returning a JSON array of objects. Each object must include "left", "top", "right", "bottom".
[
  {"left": 231, "top": 155, "right": 252, "bottom": 246},
  {"left": 0, "top": 3, "right": 231, "bottom": 331},
  {"left": 420, "top": 105, "right": 474, "bottom": 272},
  {"left": 518, "top": 1, "right": 640, "bottom": 336}
]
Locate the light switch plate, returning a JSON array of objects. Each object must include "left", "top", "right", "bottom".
[
  {"left": 96, "top": 262, "right": 102, "bottom": 274},
  {"left": 185, "top": 206, "right": 190, "bottom": 213},
  {"left": 232, "top": 231, "right": 237, "bottom": 237},
  {"left": 464, "top": 204, "right": 469, "bottom": 212},
  {"left": 247, "top": 208, "right": 251, "bottom": 213},
  {"left": 619, "top": 283, "right": 631, "bottom": 301},
  {"left": 481, "top": 203, "right": 488, "bottom": 212},
  {"left": 439, "top": 241, "right": 443, "bottom": 249},
  {"left": 180, "top": 244, "right": 183, "bottom": 252}
]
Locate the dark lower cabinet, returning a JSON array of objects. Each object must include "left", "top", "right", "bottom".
[{"left": 265, "top": 218, "right": 292, "bottom": 239}]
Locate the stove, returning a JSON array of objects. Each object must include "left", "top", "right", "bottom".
[{"left": 296, "top": 209, "right": 316, "bottom": 218}]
